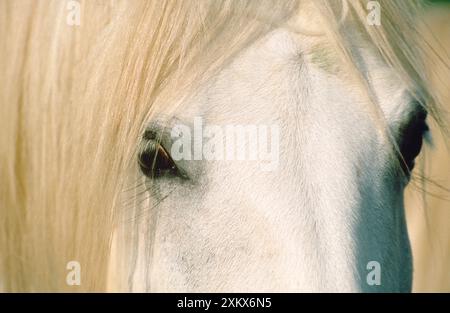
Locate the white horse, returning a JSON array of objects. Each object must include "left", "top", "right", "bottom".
[{"left": 0, "top": 0, "right": 446, "bottom": 292}]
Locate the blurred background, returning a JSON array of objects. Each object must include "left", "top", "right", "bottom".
[{"left": 405, "top": 0, "right": 450, "bottom": 292}]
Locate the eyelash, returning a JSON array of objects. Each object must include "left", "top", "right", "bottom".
[{"left": 138, "top": 139, "right": 186, "bottom": 179}]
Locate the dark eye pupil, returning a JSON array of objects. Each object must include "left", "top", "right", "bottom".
[
  {"left": 138, "top": 141, "right": 177, "bottom": 178},
  {"left": 398, "top": 108, "right": 428, "bottom": 174}
]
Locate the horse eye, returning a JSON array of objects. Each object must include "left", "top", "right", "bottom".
[
  {"left": 138, "top": 140, "right": 179, "bottom": 179},
  {"left": 398, "top": 107, "right": 429, "bottom": 174}
]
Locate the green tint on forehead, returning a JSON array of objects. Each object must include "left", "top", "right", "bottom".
[{"left": 309, "top": 42, "right": 341, "bottom": 75}]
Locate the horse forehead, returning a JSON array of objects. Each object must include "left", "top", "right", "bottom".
[{"left": 176, "top": 25, "right": 409, "bottom": 129}]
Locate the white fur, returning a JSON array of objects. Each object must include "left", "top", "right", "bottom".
[{"left": 110, "top": 22, "right": 414, "bottom": 292}]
